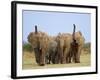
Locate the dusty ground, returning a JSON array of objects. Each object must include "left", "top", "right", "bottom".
[{"left": 22, "top": 51, "right": 91, "bottom": 69}]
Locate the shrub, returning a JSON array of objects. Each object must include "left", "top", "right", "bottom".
[
  {"left": 23, "top": 42, "right": 33, "bottom": 52},
  {"left": 83, "top": 42, "right": 91, "bottom": 54}
]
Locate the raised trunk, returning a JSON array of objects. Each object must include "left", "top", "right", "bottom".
[
  {"left": 73, "top": 24, "right": 76, "bottom": 41},
  {"left": 35, "top": 25, "right": 38, "bottom": 34}
]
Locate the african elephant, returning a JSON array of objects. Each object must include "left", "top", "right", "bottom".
[
  {"left": 27, "top": 27, "right": 50, "bottom": 66},
  {"left": 70, "top": 31, "right": 85, "bottom": 63},
  {"left": 55, "top": 31, "right": 85, "bottom": 64},
  {"left": 27, "top": 26, "right": 57, "bottom": 66},
  {"left": 55, "top": 33, "right": 72, "bottom": 64},
  {"left": 45, "top": 37, "right": 58, "bottom": 64}
]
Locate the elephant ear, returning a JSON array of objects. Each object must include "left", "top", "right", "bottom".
[
  {"left": 75, "top": 31, "right": 82, "bottom": 39},
  {"left": 75, "top": 31, "right": 85, "bottom": 46},
  {"left": 27, "top": 32, "right": 33, "bottom": 44},
  {"left": 78, "top": 31, "right": 82, "bottom": 36},
  {"left": 27, "top": 32, "right": 40, "bottom": 48}
]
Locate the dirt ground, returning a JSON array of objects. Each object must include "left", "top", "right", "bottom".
[{"left": 22, "top": 51, "right": 91, "bottom": 69}]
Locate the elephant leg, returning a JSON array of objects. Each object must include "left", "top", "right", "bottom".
[
  {"left": 67, "top": 51, "right": 72, "bottom": 63},
  {"left": 63, "top": 48, "right": 70, "bottom": 64},
  {"left": 71, "top": 43, "right": 80, "bottom": 63},
  {"left": 45, "top": 54, "right": 50, "bottom": 64},
  {"left": 39, "top": 49, "right": 45, "bottom": 66},
  {"left": 74, "top": 53, "right": 80, "bottom": 63},
  {"left": 55, "top": 52, "right": 60, "bottom": 64},
  {"left": 55, "top": 47, "right": 62, "bottom": 64},
  {"left": 34, "top": 48, "right": 40, "bottom": 64},
  {"left": 66, "top": 56, "right": 69, "bottom": 63},
  {"left": 51, "top": 52, "right": 56, "bottom": 64},
  {"left": 60, "top": 48, "right": 64, "bottom": 64},
  {"left": 74, "top": 47, "right": 81, "bottom": 63},
  {"left": 72, "top": 52, "right": 76, "bottom": 63}
]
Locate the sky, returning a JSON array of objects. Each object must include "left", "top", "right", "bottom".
[{"left": 23, "top": 10, "right": 91, "bottom": 43}]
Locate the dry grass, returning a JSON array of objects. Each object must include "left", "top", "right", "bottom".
[{"left": 22, "top": 51, "right": 91, "bottom": 69}]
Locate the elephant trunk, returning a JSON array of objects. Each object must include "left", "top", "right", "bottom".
[
  {"left": 35, "top": 25, "right": 38, "bottom": 34},
  {"left": 73, "top": 24, "right": 76, "bottom": 41}
]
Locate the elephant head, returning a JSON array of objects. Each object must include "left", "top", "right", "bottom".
[{"left": 27, "top": 26, "right": 49, "bottom": 66}]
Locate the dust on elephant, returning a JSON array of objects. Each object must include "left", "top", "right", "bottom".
[{"left": 27, "top": 26, "right": 49, "bottom": 66}]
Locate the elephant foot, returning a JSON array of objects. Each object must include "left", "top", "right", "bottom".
[
  {"left": 47, "top": 62, "right": 50, "bottom": 64},
  {"left": 75, "top": 61, "right": 80, "bottom": 63},
  {"left": 67, "top": 61, "right": 71, "bottom": 63},
  {"left": 39, "top": 64, "right": 45, "bottom": 66},
  {"left": 61, "top": 61, "right": 66, "bottom": 64},
  {"left": 66, "top": 59, "right": 71, "bottom": 63}
]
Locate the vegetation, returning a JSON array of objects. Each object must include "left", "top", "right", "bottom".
[
  {"left": 23, "top": 41, "right": 91, "bottom": 54},
  {"left": 23, "top": 42, "right": 33, "bottom": 52},
  {"left": 83, "top": 42, "right": 91, "bottom": 54}
]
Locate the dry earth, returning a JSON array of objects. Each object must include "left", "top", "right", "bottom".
[{"left": 22, "top": 51, "right": 91, "bottom": 69}]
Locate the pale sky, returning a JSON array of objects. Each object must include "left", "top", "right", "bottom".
[{"left": 22, "top": 10, "right": 91, "bottom": 42}]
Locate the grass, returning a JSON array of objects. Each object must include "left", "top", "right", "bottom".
[{"left": 22, "top": 51, "right": 91, "bottom": 69}]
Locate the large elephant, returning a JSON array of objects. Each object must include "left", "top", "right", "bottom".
[
  {"left": 27, "top": 26, "right": 57, "bottom": 66},
  {"left": 27, "top": 28, "right": 49, "bottom": 66},
  {"left": 70, "top": 31, "right": 85, "bottom": 63}
]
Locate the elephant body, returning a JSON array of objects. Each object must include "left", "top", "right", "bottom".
[
  {"left": 27, "top": 31, "right": 49, "bottom": 66},
  {"left": 27, "top": 31, "right": 58, "bottom": 65},
  {"left": 55, "top": 33, "right": 72, "bottom": 64},
  {"left": 45, "top": 38, "right": 57, "bottom": 64},
  {"left": 70, "top": 31, "right": 85, "bottom": 63}
]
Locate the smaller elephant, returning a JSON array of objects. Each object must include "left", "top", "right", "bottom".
[{"left": 45, "top": 36, "right": 58, "bottom": 64}]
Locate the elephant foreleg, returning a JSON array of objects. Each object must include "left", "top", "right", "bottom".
[
  {"left": 62, "top": 48, "right": 68, "bottom": 64},
  {"left": 67, "top": 51, "right": 72, "bottom": 63},
  {"left": 39, "top": 49, "right": 45, "bottom": 66},
  {"left": 74, "top": 47, "right": 81, "bottom": 63}
]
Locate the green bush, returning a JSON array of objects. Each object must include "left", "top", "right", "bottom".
[
  {"left": 23, "top": 42, "right": 33, "bottom": 52},
  {"left": 83, "top": 42, "right": 91, "bottom": 53}
]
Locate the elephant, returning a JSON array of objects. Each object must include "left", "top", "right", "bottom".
[
  {"left": 69, "top": 31, "right": 85, "bottom": 63},
  {"left": 27, "top": 27, "right": 49, "bottom": 66},
  {"left": 27, "top": 26, "right": 58, "bottom": 66},
  {"left": 45, "top": 37, "right": 58, "bottom": 64},
  {"left": 55, "top": 33, "right": 72, "bottom": 64}
]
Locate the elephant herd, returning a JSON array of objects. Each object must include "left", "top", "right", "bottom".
[{"left": 27, "top": 25, "right": 85, "bottom": 66}]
